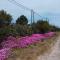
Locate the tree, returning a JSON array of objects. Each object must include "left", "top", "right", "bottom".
[
  {"left": 0, "top": 10, "right": 12, "bottom": 43},
  {"left": 16, "top": 15, "right": 28, "bottom": 25},
  {"left": 50, "top": 25, "right": 60, "bottom": 31},
  {"left": 0, "top": 10, "right": 12, "bottom": 26},
  {"left": 36, "top": 20, "right": 50, "bottom": 33},
  {"left": 31, "top": 22, "right": 38, "bottom": 33},
  {"left": 32, "top": 20, "right": 50, "bottom": 34},
  {"left": 0, "top": 18, "right": 5, "bottom": 27}
]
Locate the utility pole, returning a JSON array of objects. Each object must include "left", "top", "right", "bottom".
[
  {"left": 32, "top": 10, "right": 34, "bottom": 23},
  {"left": 31, "top": 9, "right": 33, "bottom": 24},
  {"left": 31, "top": 9, "right": 34, "bottom": 24}
]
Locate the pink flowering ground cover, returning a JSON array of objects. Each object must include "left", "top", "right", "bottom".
[
  {"left": 17, "top": 32, "right": 56, "bottom": 48},
  {"left": 0, "top": 32, "right": 56, "bottom": 60},
  {"left": 1, "top": 36, "right": 18, "bottom": 48},
  {"left": 45, "top": 32, "right": 55, "bottom": 37},
  {"left": 1, "top": 32, "right": 56, "bottom": 48},
  {"left": 17, "top": 36, "right": 41, "bottom": 48},
  {"left": 0, "top": 48, "right": 11, "bottom": 60}
]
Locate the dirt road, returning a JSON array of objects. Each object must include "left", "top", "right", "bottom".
[{"left": 37, "top": 36, "right": 60, "bottom": 60}]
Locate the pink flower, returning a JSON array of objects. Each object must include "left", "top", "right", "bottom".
[
  {"left": 1, "top": 32, "right": 55, "bottom": 48},
  {"left": 45, "top": 32, "right": 55, "bottom": 37},
  {"left": 1, "top": 36, "right": 18, "bottom": 48},
  {"left": 0, "top": 48, "right": 11, "bottom": 60}
]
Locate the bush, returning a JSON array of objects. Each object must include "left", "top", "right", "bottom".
[
  {"left": 0, "top": 26, "right": 17, "bottom": 43},
  {"left": 15, "top": 24, "right": 33, "bottom": 36},
  {"left": 31, "top": 20, "right": 50, "bottom": 34}
]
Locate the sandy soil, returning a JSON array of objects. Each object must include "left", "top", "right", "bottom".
[{"left": 37, "top": 36, "right": 60, "bottom": 60}]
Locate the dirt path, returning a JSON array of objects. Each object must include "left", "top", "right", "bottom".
[{"left": 37, "top": 36, "right": 60, "bottom": 60}]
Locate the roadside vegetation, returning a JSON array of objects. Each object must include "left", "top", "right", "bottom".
[{"left": 0, "top": 10, "right": 60, "bottom": 60}]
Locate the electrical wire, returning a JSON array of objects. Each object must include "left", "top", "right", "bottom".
[{"left": 7, "top": 0, "right": 47, "bottom": 20}]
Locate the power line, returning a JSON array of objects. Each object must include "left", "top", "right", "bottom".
[
  {"left": 8, "top": 0, "right": 42, "bottom": 16},
  {"left": 7, "top": 0, "right": 47, "bottom": 23},
  {"left": 8, "top": 0, "right": 31, "bottom": 11}
]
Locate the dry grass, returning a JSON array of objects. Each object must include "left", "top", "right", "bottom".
[{"left": 7, "top": 35, "right": 58, "bottom": 60}]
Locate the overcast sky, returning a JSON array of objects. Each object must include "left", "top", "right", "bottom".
[{"left": 0, "top": 0, "right": 60, "bottom": 27}]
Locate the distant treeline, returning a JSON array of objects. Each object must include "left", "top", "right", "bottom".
[{"left": 0, "top": 10, "right": 60, "bottom": 42}]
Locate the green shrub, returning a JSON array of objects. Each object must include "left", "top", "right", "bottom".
[
  {"left": 15, "top": 24, "right": 33, "bottom": 36},
  {"left": 31, "top": 20, "right": 50, "bottom": 34}
]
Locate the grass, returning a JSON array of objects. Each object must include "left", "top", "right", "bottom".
[{"left": 7, "top": 35, "right": 58, "bottom": 60}]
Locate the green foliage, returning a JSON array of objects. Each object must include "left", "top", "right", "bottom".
[
  {"left": 37, "top": 20, "right": 50, "bottom": 33},
  {"left": 16, "top": 15, "right": 33, "bottom": 36},
  {"left": 16, "top": 15, "right": 28, "bottom": 25},
  {"left": 31, "top": 22, "right": 39, "bottom": 33},
  {"left": 0, "top": 27, "right": 8, "bottom": 43},
  {"left": 6, "top": 25, "right": 18, "bottom": 36},
  {"left": 50, "top": 25, "right": 60, "bottom": 31},
  {"left": 0, "top": 18, "right": 5, "bottom": 27},
  {"left": 15, "top": 24, "right": 33, "bottom": 36},
  {"left": 0, "top": 10, "right": 12, "bottom": 26},
  {"left": 32, "top": 20, "right": 50, "bottom": 34},
  {"left": 0, "top": 9, "right": 60, "bottom": 40},
  {"left": 0, "top": 25, "right": 17, "bottom": 39},
  {"left": 1, "top": 9, "right": 60, "bottom": 45},
  {"left": 15, "top": 24, "right": 26, "bottom": 36},
  {"left": 26, "top": 26, "right": 33, "bottom": 35}
]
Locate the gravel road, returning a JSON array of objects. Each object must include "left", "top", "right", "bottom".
[{"left": 37, "top": 36, "right": 60, "bottom": 60}]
